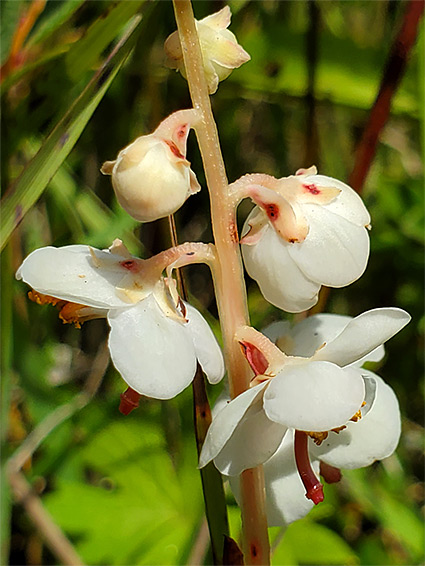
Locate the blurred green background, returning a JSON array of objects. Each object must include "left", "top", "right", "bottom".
[{"left": 1, "top": 1, "right": 423, "bottom": 564}]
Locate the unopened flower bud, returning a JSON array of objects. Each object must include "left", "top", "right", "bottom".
[
  {"left": 164, "top": 6, "right": 250, "bottom": 95},
  {"left": 101, "top": 110, "right": 201, "bottom": 222}
]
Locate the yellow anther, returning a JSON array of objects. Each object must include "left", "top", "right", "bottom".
[
  {"left": 27, "top": 289, "right": 96, "bottom": 329},
  {"left": 58, "top": 302, "right": 85, "bottom": 328},
  {"left": 307, "top": 431, "right": 329, "bottom": 445},
  {"left": 350, "top": 409, "right": 362, "bottom": 422},
  {"left": 331, "top": 425, "right": 347, "bottom": 434},
  {"left": 28, "top": 290, "right": 62, "bottom": 307}
]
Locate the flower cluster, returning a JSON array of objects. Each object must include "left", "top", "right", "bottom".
[{"left": 15, "top": 3, "right": 410, "bottom": 540}]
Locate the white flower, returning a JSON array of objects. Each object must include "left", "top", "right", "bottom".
[
  {"left": 101, "top": 110, "right": 201, "bottom": 222},
  {"left": 200, "top": 308, "right": 410, "bottom": 522},
  {"left": 16, "top": 240, "right": 225, "bottom": 401},
  {"left": 164, "top": 6, "right": 250, "bottom": 95},
  {"left": 233, "top": 167, "right": 371, "bottom": 312}
]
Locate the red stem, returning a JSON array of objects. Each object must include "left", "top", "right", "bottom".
[{"left": 348, "top": 0, "right": 424, "bottom": 193}]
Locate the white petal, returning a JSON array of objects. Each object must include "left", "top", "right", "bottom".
[
  {"left": 16, "top": 245, "right": 134, "bottom": 308},
  {"left": 302, "top": 174, "right": 371, "bottom": 227},
  {"left": 199, "top": 382, "right": 268, "bottom": 468},
  {"left": 112, "top": 142, "right": 193, "bottom": 222},
  {"left": 228, "top": 431, "right": 318, "bottom": 526},
  {"left": 286, "top": 314, "right": 385, "bottom": 364},
  {"left": 262, "top": 320, "right": 292, "bottom": 344},
  {"left": 213, "top": 400, "right": 286, "bottom": 475},
  {"left": 288, "top": 205, "right": 370, "bottom": 287},
  {"left": 107, "top": 295, "right": 197, "bottom": 399},
  {"left": 313, "top": 307, "right": 411, "bottom": 367},
  {"left": 184, "top": 303, "right": 225, "bottom": 384},
  {"left": 264, "top": 361, "right": 365, "bottom": 432},
  {"left": 313, "top": 372, "right": 401, "bottom": 468},
  {"left": 242, "top": 216, "right": 320, "bottom": 313},
  {"left": 211, "top": 386, "right": 231, "bottom": 418},
  {"left": 200, "top": 6, "right": 231, "bottom": 29}
]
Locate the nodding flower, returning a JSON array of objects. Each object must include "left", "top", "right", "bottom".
[
  {"left": 101, "top": 109, "right": 201, "bottom": 222},
  {"left": 16, "top": 239, "right": 225, "bottom": 403},
  {"left": 230, "top": 166, "right": 371, "bottom": 313},
  {"left": 200, "top": 308, "right": 410, "bottom": 525},
  {"left": 164, "top": 6, "right": 250, "bottom": 95}
]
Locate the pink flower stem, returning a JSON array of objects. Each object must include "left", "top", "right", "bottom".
[{"left": 171, "top": 1, "right": 270, "bottom": 563}]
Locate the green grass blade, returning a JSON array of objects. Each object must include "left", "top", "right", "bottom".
[
  {"left": 65, "top": 0, "right": 145, "bottom": 82},
  {"left": 0, "top": 0, "right": 23, "bottom": 65},
  {"left": 0, "top": 15, "right": 143, "bottom": 252},
  {"left": 1, "top": 243, "right": 13, "bottom": 565},
  {"left": 26, "top": 0, "right": 86, "bottom": 47}
]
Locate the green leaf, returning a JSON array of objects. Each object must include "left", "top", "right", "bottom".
[
  {"left": 345, "top": 468, "right": 425, "bottom": 562},
  {"left": 234, "top": 22, "right": 418, "bottom": 115},
  {"left": 273, "top": 519, "right": 359, "bottom": 565},
  {"left": 0, "top": 14, "right": 143, "bottom": 252},
  {"left": 44, "top": 419, "right": 203, "bottom": 565}
]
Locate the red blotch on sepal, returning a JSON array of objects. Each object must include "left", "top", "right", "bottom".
[
  {"left": 120, "top": 259, "right": 138, "bottom": 273},
  {"left": 176, "top": 123, "right": 188, "bottom": 140},
  {"left": 303, "top": 183, "right": 321, "bottom": 195},
  {"left": 265, "top": 203, "right": 279, "bottom": 220},
  {"left": 164, "top": 139, "right": 185, "bottom": 159},
  {"left": 239, "top": 341, "right": 269, "bottom": 376}
]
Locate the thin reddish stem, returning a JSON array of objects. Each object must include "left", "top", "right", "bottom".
[{"left": 348, "top": 0, "right": 424, "bottom": 193}]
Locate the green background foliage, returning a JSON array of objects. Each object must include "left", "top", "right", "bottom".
[{"left": 2, "top": 1, "right": 423, "bottom": 564}]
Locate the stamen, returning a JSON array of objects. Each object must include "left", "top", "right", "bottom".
[
  {"left": 294, "top": 430, "right": 324, "bottom": 505},
  {"left": 350, "top": 403, "right": 365, "bottom": 422},
  {"left": 307, "top": 431, "right": 328, "bottom": 445},
  {"left": 119, "top": 387, "right": 142, "bottom": 415},
  {"left": 28, "top": 290, "right": 103, "bottom": 328},
  {"left": 331, "top": 425, "right": 346, "bottom": 434},
  {"left": 28, "top": 290, "right": 63, "bottom": 307}
]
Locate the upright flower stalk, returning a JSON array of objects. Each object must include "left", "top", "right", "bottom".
[
  {"left": 171, "top": 1, "right": 270, "bottom": 563},
  {"left": 14, "top": 3, "right": 413, "bottom": 565}
]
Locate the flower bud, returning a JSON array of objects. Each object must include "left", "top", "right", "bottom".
[
  {"left": 164, "top": 6, "right": 250, "bottom": 95},
  {"left": 101, "top": 109, "right": 201, "bottom": 222}
]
